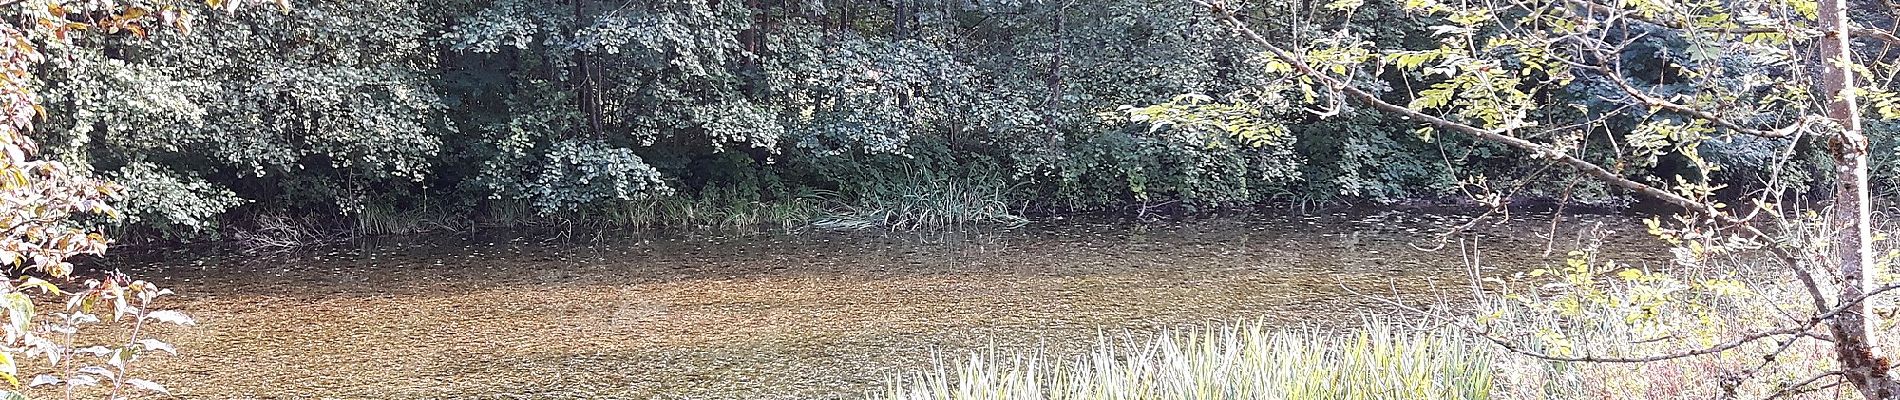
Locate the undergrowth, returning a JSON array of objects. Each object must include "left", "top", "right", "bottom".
[{"left": 814, "top": 166, "right": 1027, "bottom": 230}]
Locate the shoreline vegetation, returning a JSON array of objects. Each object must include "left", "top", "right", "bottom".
[
  {"left": 15, "top": 0, "right": 1897, "bottom": 397},
  {"left": 46, "top": 0, "right": 1890, "bottom": 250},
  {"left": 874, "top": 320, "right": 1498, "bottom": 400},
  {"left": 210, "top": 199, "right": 1703, "bottom": 254},
  {"left": 198, "top": 188, "right": 1642, "bottom": 253},
  {"left": 870, "top": 246, "right": 1847, "bottom": 400}
]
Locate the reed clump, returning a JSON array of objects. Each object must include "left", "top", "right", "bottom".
[
  {"left": 814, "top": 166, "right": 1026, "bottom": 231},
  {"left": 875, "top": 320, "right": 1494, "bottom": 400}
]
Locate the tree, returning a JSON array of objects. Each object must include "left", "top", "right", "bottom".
[
  {"left": 1181, "top": 0, "right": 1900, "bottom": 396},
  {"left": 0, "top": 0, "right": 278, "bottom": 397}
]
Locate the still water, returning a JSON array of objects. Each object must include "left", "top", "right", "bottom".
[{"left": 104, "top": 210, "right": 1658, "bottom": 399}]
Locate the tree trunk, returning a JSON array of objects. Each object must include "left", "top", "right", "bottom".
[
  {"left": 741, "top": 0, "right": 762, "bottom": 68},
  {"left": 894, "top": 0, "right": 910, "bottom": 39},
  {"left": 1820, "top": 0, "right": 1900, "bottom": 396},
  {"left": 1042, "top": 8, "right": 1066, "bottom": 147},
  {"left": 573, "top": 0, "right": 602, "bottom": 136}
]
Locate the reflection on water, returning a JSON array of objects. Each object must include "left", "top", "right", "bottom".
[{"left": 102, "top": 210, "right": 1661, "bottom": 399}]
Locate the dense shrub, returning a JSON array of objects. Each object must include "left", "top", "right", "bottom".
[{"left": 27, "top": 0, "right": 1869, "bottom": 237}]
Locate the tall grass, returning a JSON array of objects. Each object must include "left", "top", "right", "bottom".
[
  {"left": 355, "top": 202, "right": 470, "bottom": 236},
  {"left": 873, "top": 264, "right": 1858, "bottom": 399},
  {"left": 599, "top": 187, "right": 821, "bottom": 231},
  {"left": 815, "top": 166, "right": 1027, "bottom": 230},
  {"left": 471, "top": 187, "right": 822, "bottom": 232},
  {"left": 875, "top": 320, "right": 1494, "bottom": 400}
]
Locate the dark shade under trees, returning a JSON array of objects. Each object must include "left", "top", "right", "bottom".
[{"left": 19, "top": 0, "right": 1900, "bottom": 238}]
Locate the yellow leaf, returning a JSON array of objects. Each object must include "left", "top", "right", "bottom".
[
  {"left": 0, "top": 354, "right": 16, "bottom": 388},
  {"left": 17, "top": 277, "right": 59, "bottom": 295},
  {"left": 119, "top": 7, "right": 148, "bottom": 21}
]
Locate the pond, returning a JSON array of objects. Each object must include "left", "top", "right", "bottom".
[{"left": 103, "top": 210, "right": 1661, "bottom": 399}]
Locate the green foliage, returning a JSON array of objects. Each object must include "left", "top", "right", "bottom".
[
  {"left": 518, "top": 139, "right": 672, "bottom": 213},
  {"left": 1868, "top": 121, "right": 1900, "bottom": 197},
  {"left": 0, "top": 1, "right": 285, "bottom": 398},
  {"left": 1038, "top": 125, "right": 1299, "bottom": 208},
  {"left": 106, "top": 162, "right": 245, "bottom": 237},
  {"left": 34, "top": 0, "right": 1830, "bottom": 237},
  {"left": 1290, "top": 112, "right": 1461, "bottom": 202},
  {"left": 38, "top": 0, "right": 450, "bottom": 223},
  {"left": 768, "top": 30, "right": 983, "bottom": 156}
]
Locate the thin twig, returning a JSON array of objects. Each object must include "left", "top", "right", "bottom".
[{"left": 1763, "top": 371, "right": 1845, "bottom": 400}]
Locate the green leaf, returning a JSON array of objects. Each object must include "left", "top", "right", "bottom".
[{"left": 2, "top": 294, "right": 28, "bottom": 335}]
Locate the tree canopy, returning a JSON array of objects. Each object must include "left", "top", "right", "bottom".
[
  {"left": 14, "top": 0, "right": 1900, "bottom": 237},
  {"left": 0, "top": 0, "right": 1695, "bottom": 237}
]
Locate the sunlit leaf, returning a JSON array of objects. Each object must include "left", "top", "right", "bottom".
[
  {"left": 76, "top": 366, "right": 113, "bottom": 380},
  {"left": 124, "top": 378, "right": 168, "bottom": 394},
  {"left": 137, "top": 338, "right": 176, "bottom": 356},
  {"left": 144, "top": 310, "right": 195, "bottom": 326}
]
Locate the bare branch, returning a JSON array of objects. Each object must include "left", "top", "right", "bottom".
[
  {"left": 1763, "top": 371, "right": 1845, "bottom": 400},
  {"left": 1479, "top": 326, "right": 1810, "bottom": 363},
  {"left": 1856, "top": 28, "right": 1900, "bottom": 47},
  {"left": 1810, "top": 282, "right": 1900, "bottom": 323}
]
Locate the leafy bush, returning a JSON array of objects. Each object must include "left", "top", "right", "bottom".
[
  {"left": 518, "top": 139, "right": 673, "bottom": 214},
  {"left": 18, "top": 0, "right": 1662, "bottom": 237},
  {"left": 20, "top": 275, "right": 197, "bottom": 398},
  {"left": 106, "top": 162, "right": 246, "bottom": 238}
]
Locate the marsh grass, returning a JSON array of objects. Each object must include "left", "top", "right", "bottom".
[
  {"left": 814, "top": 166, "right": 1027, "bottom": 231},
  {"left": 601, "top": 188, "right": 821, "bottom": 231},
  {"left": 256, "top": 166, "right": 1021, "bottom": 237},
  {"left": 355, "top": 202, "right": 471, "bottom": 236},
  {"left": 470, "top": 188, "right": 823, "bottom": 232},
  {"left": 876, "top": 320, "right": 1494, "bottom": 400}
]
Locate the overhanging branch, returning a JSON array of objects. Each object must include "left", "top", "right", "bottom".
[{"left": 1189, "top": 0, "right": 1830, "bottom": 312}]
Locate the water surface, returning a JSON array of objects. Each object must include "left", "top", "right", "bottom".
[{"left": 103, "top": 210, "right": 1659, "bottom": 399}]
